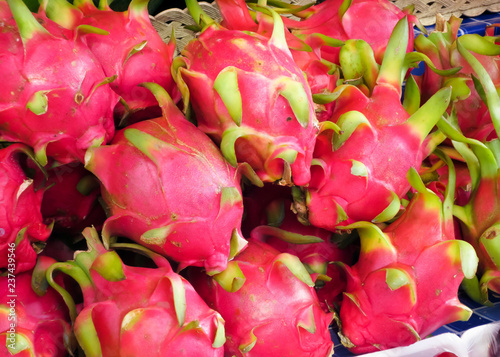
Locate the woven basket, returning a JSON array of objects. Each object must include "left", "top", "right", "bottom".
[
  {"left": 393, "top": 0, "right": 500, "bottom": 26},
  {"left": 149, "top": 0, "right": 500, "bottom": 52}
]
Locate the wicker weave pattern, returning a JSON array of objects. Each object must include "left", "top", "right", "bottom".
[
  {"left": 150, "top": 0, "right": 500, "bottom": 50},
  {"left": 150, "top": 2, "right": 222, "bottom": 54},
  {"left": 150, "top": 1, "right": 311, "bottom": 53},
  {"left": 391, "top": 0, "right": 500, "bottom": 26}
]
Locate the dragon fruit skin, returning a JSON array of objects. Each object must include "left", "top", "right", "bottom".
[
  {"left": 85, "top": 83, "right": 246, "bottom": 275},
  {"left": 175, "top": 5, "right": 318, "bottom": 186},
  {"left": 414, "top": 15, "right": 500, "bottom": 142},
  {"left": 188, "top": 239, "right": 334, "bottom": 357},
  {"left": 436, "top": 37, "right": 500, "bottom": 302},
  {"left": 437, "top": 47, "right": 500, "bottom": 302},
  {"left": 45, "top": 227, "right": 225, "bottom": 357},
  {"left": 243, "top": 184, "right": 357, "bottom": 310},
  {"left": 0, "top": 0, "right": 118, "bottom": 166},
  {"left": 0, "top": 256, "right": 73, "bottom": 357},
  {"left": 306, "top": 86, "right": 415, "bottom": 227},
  {"left": 250, "top": 215, "right": 356, "bottom": 312},
  {"left": 0, "top": 144, "right": 52, "bottom": 274},
  {"left": 215, "top": 0, "right": 341, "bottom": 122},
  {"left": 449, "top": 37, "right": 500, "bottom": 141},
  {"left": 281, "top": 0, "right": 418, "bottom": 65},
  {"left": 457, "top": 170, "right": 500, "bottom": 300},
  {"left": 337, "top": 166, "right": 478, "bottom": 354},
  {"left": 297, "top": 17, "right": 452, "bottom": 231},
  {"left": 42, "top": 0, "right": 179, "bottom": 124}
]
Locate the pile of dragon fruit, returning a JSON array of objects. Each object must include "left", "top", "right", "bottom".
[{"left": 1, "top": 0, "right": 500, "bottom": 354}]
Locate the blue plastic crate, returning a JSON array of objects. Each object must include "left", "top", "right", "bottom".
[
  {"left": 416, "top": 11, "right": 500, "bottom": 36},
  {"left": 411, "top": 11, "right": 500, "bottom": 76}
]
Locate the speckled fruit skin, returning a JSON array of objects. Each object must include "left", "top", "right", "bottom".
[
  {"left": 0, "top": 0, "right": 118, "bottom": 165},
  {"left": 85, "top": 83, "right": 246, "bottom": 275},
  {"left": 175, "top": 12, "right": 319, "bottom": 186},
  {"left": 188, "top": 239, "right": 334, "bottom": 357}
]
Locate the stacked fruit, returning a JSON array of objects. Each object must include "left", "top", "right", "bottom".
[{"left": 1, "top": 0, "right": 499, "bottom": 355}]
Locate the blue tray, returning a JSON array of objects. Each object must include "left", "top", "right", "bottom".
[
  {"left": 411, "top": 11, "right": 500, "bottom": 76},
  {"left": 415, "top": 11, "right": 500, "bottom": 36}
]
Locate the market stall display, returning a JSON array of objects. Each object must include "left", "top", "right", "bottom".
[{"left": 1, "top": 0, "right": 500, "bottom": 356}]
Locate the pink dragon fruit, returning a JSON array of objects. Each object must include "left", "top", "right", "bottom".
[
  {"left": 293, "top": 17, "right": 452, "bottom": 231},
  {"left": 32, "top": 162, "right": 105, "bottom": 234},
  {"left": 437, "top": 41, "right": 500, "bottom": 303},
  {"left": 250, "top": 205, "right": 357, "bottom": 312},
  {"left": 449, "top": 26, "right": 500, "bottom": 142},
  {"left": 41, "top": 0, "right": 179, "bottom": 124},
  {"left": 0, "top": 144, "right": 52, "bottom": 274},
  {"left": 0, "top": 0, "right": 118, "bottom": 166},
  {"left": 0, "top": 256, "right": 73, "bottom": 357},
  {"left": 412, "top": 15, "right": 462, "bottom": 104},
  {"left": 45, "top": 226, "right": 225, "bottom": 356},
  {"left": 174, "top": 2, "right": 319, "bottom": 186},
  {"left": 279, "top": 0, "right": 420, "bottom": 65},
  {"left": 188, "top": 239, "right": 334, "bottom": 356},
  {"left": 243, "top": 183, "right": 357, "bottom": 310},
  {"left": 336, "top": 163, "right": 478, "bottom": 354},
  {"left": 215, "top": 0, "right": 342, "bottom": 121},
  {"left": 414, "top": 15, "right": 500, "bottom": 142},
  {"left": 85, "top": 82, "right": 246, "bottom": 275}
]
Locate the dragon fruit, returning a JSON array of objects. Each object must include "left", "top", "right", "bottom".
[
  {"left": 336, "top": 163, "right": 478, "bottom": 354},
  {"left": 278, "top": 0, "right": 420, "bottom": 65},
  {"left": 292, "top": 17, "right": 452, "bottom": 231},
  {"left": 0, "top": 0, "right": 118, "bottom": 166},
  {"left": 173, "top": 2, "right": 318, "bottom": 186},
  {"left": 85, "top": 82, "right": 246, "bottom": 275},
  {"left": 45, "top": 226, "right": 225, "bottom": 356},
  {"left": 41, "top": 0, "right": 179, "bottom": 124},
  {"left": 32, "top": 162, "right": 105, "bottom": 234},
  {"left": 244, "top": 183, "right": 357, "bottom": 310},
  {"left": 250, "top": 209, "right": 356, "bottom": 312},
  {"left": 215, "top": 0, "right": 342, "bottom": 121},
  {"left": 414, "top": 15, "right": 500, "bottom": 142},
  {"left": 0, "top": 144, "right": 52, "bottom": 274},
  {"left": 412, "top": 15, "right": 462, "bottom": 104},
  {"left": 437, "top": 41, "right": 500, "bottom": 303},
  {"left": 450, "top": 23, "right": 500, "bottom": 141},
  {"left": 0, "top": 256, "right": 73, "bottom": 356},
  {"left": 449, "top": 31, "right": 500, "bottom": 141},
  {"left": 188, "top": 239, "right": 334, "bottom": 356}
]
